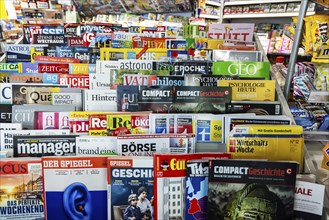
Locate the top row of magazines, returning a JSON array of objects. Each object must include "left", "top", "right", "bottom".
[{"left": 5, "top": 23, "right": 260, "bottom": 63}]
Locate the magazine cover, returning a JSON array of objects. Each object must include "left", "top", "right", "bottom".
[
  {"left": 82, "top": 89, "right": 117, "bottom": 112},
  {"left": 208, "top": 23, "right": 255, "bottom": 41},
  {"left": 75, "top": 136, "right": 118, "bottom": 156},
  {"left": 149, "top": 113, "right": 170, "bottom": 134},
  {"left": 154, "top": 153, "right": 231, "bottom": 220},
  {"left": 194, "top": 114, "right": 225, "bottom": 143},
  {"left": 0, "top": 129, "right": 70, "bottom": 157},
  {"left": 0, "top": 123, "right": 22, "bottom": 130},
  {"left": 224, "top": 115, "right": 292, "bottom": 143},
  {"left": 0, "top": 104, "right": 12, "bottom": 123},
  {"left": 218, "top": 80, "right": 276, "bottom": 101},
  {"left": 42, "top": 156, "right": 108, "bottom": 220},
  {"left": 106, "top": 112, "right": 150, "bottom": 136},
  {"left": 212, "top": 61, "right": 270, "bottom": 80},
  {"left": 0, "top": 83, "right": 11, "bottom": 104},
  {"left": 0, "top": 158, "right": 44, "bottom": 220},
  {"left": 117, "top": 134, "right": 171, "bottom": 156},
  {"left": 108, "top": 157, "right": 154, "bottom": 220},
  {"left": 11, "top": 83, "right": 68, "bottom": 105},
  {"left": 12, "top": 104, "right": 78, "bottom": 129},
  {"left": 173, "top": 86, "right": 231, "bottom": 114},
  {"left": 174, "top": 114, "right": 194, "bottom": 134},
  {"left": 138, "top": 86, "right": 174, "bottom": 113},
  {"left": 227, "top": 125, "right": 304, "bottom": 168},
  {"left": 116, "top": 85, "right": 139, "bottom": 112},
  {"left": 208, "top": 159, "right": 299, "bottom": 220},
  {"left": 186, "top": 160, "right": 209, "bottom": 220},
  {"left": 13, "top": 135, "right": 77, "bottom": 157}
]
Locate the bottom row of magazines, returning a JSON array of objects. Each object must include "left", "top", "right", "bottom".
[{"left": 1, "top": 153, "right": 325, "bottom": 220}]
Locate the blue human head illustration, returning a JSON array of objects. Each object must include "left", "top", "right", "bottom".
[{"left": 63, "top": 182, "right": 92, "bottom": 220}]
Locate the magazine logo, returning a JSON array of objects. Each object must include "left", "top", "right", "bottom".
[
  {"left": 0, "top": 163, "right": 28, "bottom": 174},
  {"left": 151, "top": 76, "right": 184, "bottom": 86},
  {"left": 174, "top": 65, "right": 205, "bottom": 74},
  {"left": 39, "top": 64, "right": 69, "bottom": 73},
  {"left": 6, "top": 45, "right": 30, "bottom": 52},
  {"left": 68, "top": 37, "right": 83, "bottom": 46},
  {"left": 17, "top": 141, "right": 75, "bottom": 156},
  {"left": 59, "top": 75, "right": 89, "bottom": 88},
  {"left": 142, "top": 90, "right": 171, "bottom": 97},
  {"left": 112, "top": 168, "right": 153, "bottom": 178},
  {"left": 90, "top": 117, "right": 107, "bottom": 129},
  {"left": 110, "top": 160, "right": 132, "bottom": 167},
  {"left": 214, "top": 166, "right": 248, "bottom": 175},
  {"left": 187, "top": 162, "right": 208, "bottom": 175},
  {"left": 132, "top": 116, "right": 149, "bottom": 128},
  {"left": 119, "top": 61, "right": 153, "bottom": 70},
  {"left": 70, "top": 121, "right": 89, "bottom": 133},
  {"left": 29, "top": 91, "right": 51, "bottom": 104},
  {"left": 90, "top": 94, "right": 116, "bottom": 102},
  {"left": 1, "top": 86, "right": 11, "bottom": 100},
  {"left": 228, "top": 139, "right": 272, "bottom": 153},
  {"left": 170, "top": 158, "right": 186, "bottom": 171},
  {"left": 78, "top": 147, "right": 115, "bottom": 155},
  {"left": 228, "top": 63, "right": 258, "bottom": 76},
  {"left": 121, "top": 142, "right": 156, "bottom": 155},
  {"left": 108, "top": 116, "right": 131, "bottom": 130},
  {"left": 0, "top": 63, "right": 19, "bottom": 70}
]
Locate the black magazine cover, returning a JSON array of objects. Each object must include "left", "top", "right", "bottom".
[
  {"left": 208, "top": 159, "right": 299, "bottom": 220},
  {"left": 173, "top": 86, "right": 231, "bottom": 114},
  {"left": 13, "top": 135, "right": 77, "bottom": 157},
  {"left": 138, "top": 86, "right": 174, "bottom": 113}
]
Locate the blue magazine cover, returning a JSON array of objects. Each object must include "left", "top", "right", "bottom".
[
  {"left": 108, "top": 157, "right": 154, "bottom": 220},
  {"left": 186, "top": 160, "right": 209, "bottom": 220},
  {"left": 42, "top": 156, "right": 108, "bottom": 220}
]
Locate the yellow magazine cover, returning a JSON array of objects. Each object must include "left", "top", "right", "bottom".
[
  {"left": 88, "top": 112, "right": 121, "bottom": 136},
  {"left": 207, "top": 39, "right": 225, "bottom": 49},
  {"left": 227, "top": 125, "right": 304, "bottom": 170},
  {"left": 100, "top": 48, "right": 138, "bottom": 60},
  {"left": 218, "top": 80, "right": 276, "bottom": 101},
  {"left": 106, "top": 112, "right": 150, "bottom": 136},
  {"left": 70, "top": 63, "right": 89, "bottom": 74},
  {"left": 30, "top": 47, "right": 44, "bottom": 63},
  {"left": 135, "top": 48, "right": 168, "bottom": 60}
]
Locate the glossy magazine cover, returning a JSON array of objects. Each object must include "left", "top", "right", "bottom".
[{"left": 42, "top": 156, "right": 108, "bottom": 220}]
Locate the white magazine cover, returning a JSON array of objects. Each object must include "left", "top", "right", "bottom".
[
  {"left": 117, "top": 134, "right": 171, "bottom": 156},
  {"left": 0, "top": 123, "right": 22, "bottom": 130},
  {"left": 0, "top": 129, "right": 70, "bottom": 157},
  {"left": 83, "top": 89, "right": 117, "bottom": 111},
  {"left": 89, "top": 74, "right": 112, "bottom": 90},
  {"left": 150, "top": 114, "right": 170, "bottom": 134},
  {"left": 193, "top": 114, "right": 225, "bottom": 143},
  {"left": 75, "top": 136, "right": 118, "bottom": 156}
]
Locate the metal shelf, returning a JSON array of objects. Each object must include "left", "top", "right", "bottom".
[
  {"left": 199, "top": 14, "right": 221, "bottom": 19},
  {"left": 224, "top": 0, "right": 301, "bottom": 6},
  {"left": 205, "top": 0, "right": 222, "bottom": 6},
  {"left": 223, "top": 11, "right": 315, "bottom": 18}
]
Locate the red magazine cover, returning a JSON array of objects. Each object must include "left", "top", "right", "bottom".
[
  {"left": 153, "top": 152, "right": 231, "bottom": 220},
  {"left": 59, "top": 74, "right": 90, "bottom": 89}
]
